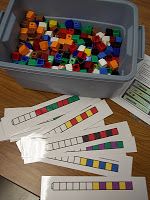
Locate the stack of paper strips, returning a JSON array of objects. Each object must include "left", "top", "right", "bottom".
[{"left": 0, "top": 95, "right": 148, "bottom": 199}]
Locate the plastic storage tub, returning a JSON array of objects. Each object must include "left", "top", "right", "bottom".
[{"left": 0, "top": 0, "right": 145, "bottom": 97}]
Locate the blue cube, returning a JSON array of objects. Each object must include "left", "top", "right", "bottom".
[
  {"left": 25, "top": 42, "right": 33, "bottom": 49},
  {"left": 43, "top": 35, "right": 50, "bottom": 41},
  {"left": 105, "top": 46, "right": 113, "bottom": 55},
  {"left": 99, "top": 67, "right": 108, "bottom": 75},
  {"left": 86, "top": 56, "right": 92, "bottom": 61},
  {"left": 21, "top": 56, "right": 29, "bottom": 64},
  {"left": 37, "top": 59, "right": 44, "bottom": 67},
  {"left": 55, "top": 53, "right": 62, "bottom": 63},
  {"left": 98, "top": 52, "right": 107, "bottom": 59},
  {"left": 116, "top": 37, "right": 123, "bottom": 43},
  {"left": 65, "top": 19, "right": 74, "bottom": 29},
  {"left": 73, "top": 20, "right": 81, "bottom": 30},
  {"left": 72, "top": 50, "right": 78, "bottom": 57},
  {"left": 113, "top": 48, "right": 120, "bottom": 57}
]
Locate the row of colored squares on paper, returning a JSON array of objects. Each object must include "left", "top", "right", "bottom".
[
  {"left": 51, "top": 156, "right": 119, "bottom": 172},
  {"left": 86, "top": 141, "right": 124, "bottom": 151},
  {"left": 46, "top": 128, "right": 119, "bottom": 151},
  {"left": 45, "top": 107, "right": 98, "bottom": 135},
  {"left": 11, "top": 96, "right": 80, "bottom": 125},
  {"left": 51, "top": 181, "right": 133, "bottom": 191}
]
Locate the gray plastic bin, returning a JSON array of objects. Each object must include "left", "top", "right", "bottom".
[{"left": 0, "top": 0, "right": 145, "bottom": 97}]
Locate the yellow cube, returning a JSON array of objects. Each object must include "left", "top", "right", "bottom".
[
  {"left": 119, "top": 182, "right": 126, "bottom": 190},
  {"left": 65, "top": 121, "right": 72, "bottom": 129},
  {"left": 92, "top": 182, "right": 100, "bottom": 190},
  {"left": 105, "top": 163, "right": 112, "bottom": 171},
  {"left": 85, "top": 48, "right": 91, "bottom": 56},
  {"left": 93, "top": 160, "right": 99, "bottom": 168},
  {"left": 86, "top": 110, "right": 93, "bottom": 117},
  {"left": 76, "top": 115, "right": 83, "bottom": 122},
  {"left": 80, "top": 157, "right": 87, "bottom": 166},
  {"left": 106, "top": 182, "right": 113, "bottom": 190},
  {"left": 49, "top": 20, "right": 57, "bottom": 28}
]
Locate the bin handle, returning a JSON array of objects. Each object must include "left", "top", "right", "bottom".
[
  {"left": 0, "top": 0, "right": 15, "bottom": 40},
  {"left": 137, "top": 25, "right": 145, "bottom": 63},
  {"left": 0, "top": 11, "right": 4, "bottom": 24}
]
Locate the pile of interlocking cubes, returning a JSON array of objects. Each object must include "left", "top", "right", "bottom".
[{"left": 11, "top": 11, "right": 123, "bottom": 75}]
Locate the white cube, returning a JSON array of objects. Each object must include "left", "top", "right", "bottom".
[
  {"left": 96, "top": 32, "right": 105, "bottom": 39},
  {"left": 45, "top": 31, "right": 53, "bottom": 37},
  {"left": 39, "top": 22, "right": 47, "bottom": 30},
  {"left": 52, "top": 66, "right": 59, "bottom": 70},
  {"left": 78, "top": 45, "right": 86, "bottom": 52},
  {"left": 102, "top": 36, "right": 110, "bottom": 45},
  {"left": 51, "top": 37, "right": 59, "bottom": 42},
  {"left": 65, "top": 64, "right": 73, "bottom": 71},
  {"left": 99, "top": 58, "right": 107, "bottom": 67},
  {"left": 93, "top": 68, "right": 99, "bottom": 74}
]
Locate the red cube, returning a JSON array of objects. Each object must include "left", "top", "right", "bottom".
[
  {"left": 97, "top": 42, "right": 106, "bottom": 52},
  {"left": 73, "top": 64, "right": 80, "bottom": 72},
  {"left": 80, "top": 33, "right": 88, "bottom": 39},
  {"left": 12, "top": 52, "right": 21, "bottom": 61},
  {"left": 92, "top": 35, "right": 100, "bottom": 43},
  {"left": 67, "top": 29, "right": 75, "bottom": 35},
  {"left": 41, "top": 52, "right": 48, "bottom": 61},
  {"left": 44, "top": 62, "right": 52, "bottom": 68},
  {"left": 69, "top": 44, "right": 77, "bottom": 54}
]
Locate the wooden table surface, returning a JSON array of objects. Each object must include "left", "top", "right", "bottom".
[{"left": 0, "top": 0, "right": 150, "bottom": 198}]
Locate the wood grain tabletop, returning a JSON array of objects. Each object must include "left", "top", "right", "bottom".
[{"left": 0, "top": 0, "right": 150, "bottom": 198}]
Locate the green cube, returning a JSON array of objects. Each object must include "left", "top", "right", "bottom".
[
  {"left": 18, "top": 61, "right": 26, "bottom": 65},
  {"left": 28, "top": 59, "right": 37, "bottom": 66},
  {"left": 104, "top": 142, "right": 111, "bottom": 149},
  {"left": 80, "top": 69, "right": 87, "bottom": 73},
  {"left": 48, "top": 56, "right": 54, "bottom": 64},
  {"left": 117, "top": 141, "right": 124, "bottom": 148},
  {"left": 113, "top": 29, "right": 121, "bottom": 37},
  {"left": 61, "top": 58, "right": 69, "bottom": 65},
  {"left": 108, "top": 68, "right": 113, "bottom": 74},
  {"left": 46, "top": 105, "right": 53, "bottom": 111},
  {"left": 60, "top": 67, "right": 66, "bottom": 71},
  {"left": 82, "top": 25, "right": 93, "bottom": 34},
  {"left": 51, "top": 103, "right": 58, "bottom": 110},
  {"left": 45, "top": 18, "right": 49, "bottom": 24},
  {"left": 69, "top": 57, "right": 76, "bottom": 64},
  {"left": 77, "top": 39, "right": 85, "bottom": 45},
  {"left": 92, "top": 55, "right": 98, "bottom": 63},
  {"left": 93, "top": 145, "right": 99, "bottom": 150},
  {"left": 58, "top": 23, "right": 66, "bottom": 29},
  {"left": 72, "top": 35, "right": 80, "bottom": 43}
]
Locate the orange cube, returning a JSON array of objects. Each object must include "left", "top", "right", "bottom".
[
  {"left": 58, "top": 38, "right": 65, "bottom": 45},
  {"left": 26, "top": 11, "right": 35, "bottom": 21},
  {"left": 66, "top": 34, "right": 72, "bottom": 40},
  {"left": 19, "top": 45, "right": 30, "bottom": 56},
  {"left": 20, "top": 28, "right": 28, "bottom": 34},
  {"left": 88, "top": 35, "right": 93, "bottom": 40},
  {"left": 37, "top": 26, "right": 45, "bottom": 35},
  {"left": 109, "top": 60, "right": 119, "bottom": 70},
  {"left": 51, "top": 41, "right": 60, "bottom": 50},
  {"left": 29, "top": 22, "right": 37, "bottom": 31},
  {"left": 39, "top": 41, "right": 49, "bottom": 51},
  {"left": 64, "top": 39, "right": 73, "bottom": 45}
]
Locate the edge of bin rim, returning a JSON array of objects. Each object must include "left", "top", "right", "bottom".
[
  {"left": 96, "top": 0, "right": 137, "bottom": 7},
  {"left": 0, "top": 61, "right": 135, "bottom": 82},
  {"left": 0, "top": 0, "right": 138, "bottom": 40}
]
